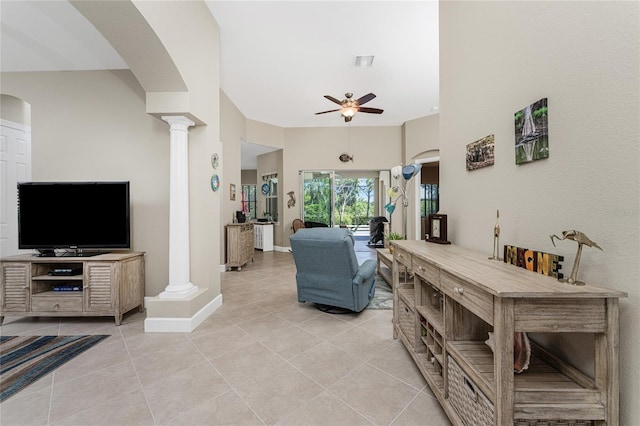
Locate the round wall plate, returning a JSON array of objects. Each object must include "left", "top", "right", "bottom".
[
  {"left": 261, "top": 183, "right": 270, "bottom": 195},
  {"left": 211, "top": 174, "right": 220, "bottom": 191},
  {"left": 211, "top": 153, "right": 219, "bottom": 169}
]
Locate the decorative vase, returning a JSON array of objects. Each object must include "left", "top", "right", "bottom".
[{"left": 389, "top": 243, "right": 394, "bottom": 254}]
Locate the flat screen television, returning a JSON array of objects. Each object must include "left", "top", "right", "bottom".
[{"left": 18, "top": 181, "right": 130, "bottom": 256}]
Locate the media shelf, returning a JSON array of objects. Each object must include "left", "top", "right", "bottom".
[
  {"left": 1, "top": 252, "right": 145, "bottom": 325},
  {"left": 392, "top": 240, "right": 626, "bottom": 426}
]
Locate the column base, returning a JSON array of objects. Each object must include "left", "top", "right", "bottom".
[
  {"left": 144, "top": 293, "right": 222, "bottom": 333},
  {"left": 158, "top": 282, "right": 199, "bottom": 299}
]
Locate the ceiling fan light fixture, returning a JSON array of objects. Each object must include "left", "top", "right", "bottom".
[{"left": 341, "top": 106, "right": 357, "bottom": 118}]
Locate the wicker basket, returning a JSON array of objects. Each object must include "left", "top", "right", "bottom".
[
  {"left": 514, "top": 422, "right": 593, "bottom": 426},
  {"left": 448, "top": 356, "right": 595, "bottom": 426},
  {"left": 397, "top": 297, "right": 418, "bottom": 348},
  {"left": 448, "top": 356, "right": 494, "bottom": 426}
]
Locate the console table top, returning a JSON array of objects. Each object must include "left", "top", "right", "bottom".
[{"left": 393, "top": 240, "right": 626, "bottom": 299}]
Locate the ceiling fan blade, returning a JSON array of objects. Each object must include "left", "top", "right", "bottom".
[
  {"left": 315, "top": 109, "right": 341, "bottom": 115},
  {"left": 358, "top": 107, "right": 384, "bottom": 114},
  {"left": 324, "top": 95, "right": 343, "bottom": 106},
  {"left": 355, "top": 93, "right": 376, "bottom": 106}
]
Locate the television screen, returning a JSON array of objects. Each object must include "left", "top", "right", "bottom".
[{"left": 18, "top": 181, "right": 130, "bottom": 252}]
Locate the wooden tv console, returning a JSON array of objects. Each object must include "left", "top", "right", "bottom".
[
  {"left": 1, "top": 252, "right": 145, "bottom": 326},
  {"left": 392, "top": 240, "right": 626, "bottom": 426}
]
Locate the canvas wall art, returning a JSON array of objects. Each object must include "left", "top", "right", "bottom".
[
  {"left": 514, "top": 98, "right": 549, "bottom": 164},
  {"left": 466, "top": 134, "right": 495, "bottom": 171}
]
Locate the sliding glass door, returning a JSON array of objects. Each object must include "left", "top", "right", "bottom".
[
  {"left": 300, "top": 171, "right": 336, "bottom": 227},
  {"left": 300, "top": 170, "right": 379, "bottom": 232}
]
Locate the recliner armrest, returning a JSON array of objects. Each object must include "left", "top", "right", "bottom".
[{"left": 353, "top": 259, "right": 376, "bottom": 285}]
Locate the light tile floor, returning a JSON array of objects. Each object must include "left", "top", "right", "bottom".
[{"left": 0, "top": 248, "right": 451, "bottom": 426}]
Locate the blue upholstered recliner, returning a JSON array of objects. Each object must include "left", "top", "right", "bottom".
[{"left": 289, "top": 227, "right": 377, "bottom": 312}]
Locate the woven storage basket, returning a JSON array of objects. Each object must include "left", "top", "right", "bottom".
[
  {"left": 448, "top": 356, "right": 595, "bottom": 426},
  {"left": 397, "top": 298, "right": 418, "bottom": 348},
  {"left": 448, "top": 356, "right": 494, "bottom": 426},
  {"left": 514, "top": 421, "right": 593, "bottom": 426}
]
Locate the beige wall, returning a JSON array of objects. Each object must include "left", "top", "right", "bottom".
[
  {"left": 404, "top": 114, "right": 439, "bottom": 161},
  {"left": 222, "top": 112, "right": 442, "bottom": 250},
  {"left": 220, "top": 91, "right": 246, "bottom": 265},
  {"left": 247, "top": 119, "right": 285, "bottom": 149},
  {"left": 256, "top": 150, "right": 284, "bottom": 245},
  {"left": 439, "top": 1, "right": 640, "bottom": 422},
  {"left": 241, "top": 170, "right": 257, "bottom": 185},
  {"left": 1, "top": 70, "right": 170, "bottom": 296},
  {"left": 281, "top": 126, "right": 404, "bottom": 245},
  {"left": 403, "top": 114, "right": 441, "bottom": 239},
  {"left": 0, "top": 94, "right": 31, "bottom": 126}
]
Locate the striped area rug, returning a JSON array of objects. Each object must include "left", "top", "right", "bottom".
[{"left": 0, "top": 335, "right": 109, "bottom": 402}]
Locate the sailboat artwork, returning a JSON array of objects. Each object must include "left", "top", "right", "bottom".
[{"left": 514, "top": 98, "right": 549, "bottom": 164}]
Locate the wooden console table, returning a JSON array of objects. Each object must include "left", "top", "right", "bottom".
[
  {"left": 1, "top": 252, "right": 145, "bottom": 325},
  {"left": 392, "top": 240, "right": 626, "bottom": 426}
]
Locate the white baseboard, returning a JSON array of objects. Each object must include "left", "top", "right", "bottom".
[{"left": 143, "top": 293, "right": 223, "bottom": 333}]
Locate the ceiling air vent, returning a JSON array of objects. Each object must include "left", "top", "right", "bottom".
[{"left": 354, "top": 55, "right": 374, "bottom": 68}]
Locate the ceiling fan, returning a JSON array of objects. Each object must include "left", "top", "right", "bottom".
[{"left": 315, "top": 92, "right": 384, "bottom": 122}]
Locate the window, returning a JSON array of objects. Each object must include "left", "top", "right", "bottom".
[
  {"left": 241, "top": 185, "right": 257, "bottom": 219},
  {"left": 262, "top": 173, "right": 278, "bottom": 222},
  {"left": 420, "top": 184, "right": 439, "bottom": 217}
]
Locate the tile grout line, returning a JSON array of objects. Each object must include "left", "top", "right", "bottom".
[
  {"left": 186, "top": 336, "right": 269, "bottom": 426},
  {"left": 117, "top": 323, "right": 159, "bottom": 425},
  {"left": 46, "top": 319, "right": 64, "bottom": 425}
]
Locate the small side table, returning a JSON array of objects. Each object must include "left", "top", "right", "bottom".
[{"left": 376, "top": 248, "right": 393, "bottom": 286}]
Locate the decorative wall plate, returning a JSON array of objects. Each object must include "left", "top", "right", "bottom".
[
  {"left": 211, "top": 174, "right": 220, "bottom": 191},
  {"left": 211, "top": 153, "right": 219, "bottom": 169},
  {"left": 261, "top": 183, "right": 270, "bottom": 195}
]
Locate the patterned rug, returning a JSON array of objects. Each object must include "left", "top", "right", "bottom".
[
  {"left": 0, "top": 335, "right": 109, "bottom": 402},
  {"left": 367, "top": 275, "right": 393, "bottom": 310}
]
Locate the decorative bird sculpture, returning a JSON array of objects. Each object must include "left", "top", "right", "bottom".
[
  {"left": 550, "top": 230, "right": 603, "bottom": 251},
  {"left": 550, "top": 230, "right": 603, "bottom": 285}
]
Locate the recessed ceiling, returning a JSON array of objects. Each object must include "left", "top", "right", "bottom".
[{"left": 1, "top": 1, "right": 439, "bottom": 129}]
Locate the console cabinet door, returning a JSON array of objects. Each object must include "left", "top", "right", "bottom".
[
  {"left": 1, "top": 263, "right": 30, "bottom": 312},
  {"left": 84, "top": 262, "right": 115, "bottom": 313}
]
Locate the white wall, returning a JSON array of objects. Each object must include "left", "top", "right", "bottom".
[{"left": 439, "top": 1, "right": 639, "bottom": 422}]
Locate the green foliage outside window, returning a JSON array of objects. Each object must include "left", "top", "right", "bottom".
[{"left": 303, "top": 177, "right": 375, "bottom": 230}]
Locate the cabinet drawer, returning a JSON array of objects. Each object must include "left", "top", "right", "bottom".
[
  {"left": 31, "top": 295, "right": 83, "bottom": 312},
  {"left": 394, "top": 246, "right": 412, "bottom": 269},
  {"left": 413, "top": 256, "right": 439, "bottom": 285},
  {"left": 441, "top": 271, "right": 493, "bottom": 324}
]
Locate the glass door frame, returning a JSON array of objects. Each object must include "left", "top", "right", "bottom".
[{"left": 299, "top": 170, "right": 339, "bottom": 227}]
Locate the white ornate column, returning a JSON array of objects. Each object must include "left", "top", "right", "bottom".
[{"left": 159, "top": 116, "right": 198, "bottom": 299}]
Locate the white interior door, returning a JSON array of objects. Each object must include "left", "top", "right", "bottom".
[{"left": 0, "top": 119, "right": 32, "bottom": 257}]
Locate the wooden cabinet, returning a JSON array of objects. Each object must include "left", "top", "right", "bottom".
[
  {"left": 1, "top": 252, "right": 145, "bottom": 325},
  {"left": 392, "top": 240, "right": 626, "bottom": 426},
  {"left": 226, "top": 223, "right": 254, "bottom": 270}
]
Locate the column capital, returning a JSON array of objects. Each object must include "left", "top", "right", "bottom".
[{"left": 161, "top": 115, "right": 195, "bottom": 131}]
